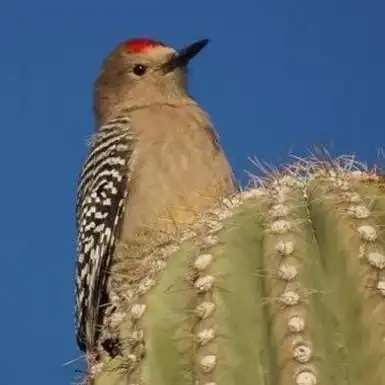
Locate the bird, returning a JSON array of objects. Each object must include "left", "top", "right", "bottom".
[{"left": 74, "top": 37, "right": 236, "bottom": 356}]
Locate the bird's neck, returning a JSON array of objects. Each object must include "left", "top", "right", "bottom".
[{"left": 97, "top": 97, "right": 200, "bottom": 126}]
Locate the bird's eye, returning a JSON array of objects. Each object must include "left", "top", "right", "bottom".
[{"left": 132, "top": 64, "right": 147, "bottom": 76}]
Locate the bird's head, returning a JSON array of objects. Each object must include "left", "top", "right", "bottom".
[{"left": 94, "top": 37, "right": 209, "bottom": 124}]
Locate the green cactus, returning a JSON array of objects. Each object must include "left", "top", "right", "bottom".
[{"left": 85, "top": 155, "right": 385, "bottom": 385}]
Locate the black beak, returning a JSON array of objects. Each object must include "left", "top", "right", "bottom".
[{"left": 162, "top": 39, "right": 210, "bottom": 73}]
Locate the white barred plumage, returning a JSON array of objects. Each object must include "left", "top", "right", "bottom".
[{"left": 75, "top": 114, "right": 136, "bottom": 353}]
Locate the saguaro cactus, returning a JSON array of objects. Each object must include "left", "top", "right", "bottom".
[{"left": 84, "top": 155, "right": 385, "bottom": 385}]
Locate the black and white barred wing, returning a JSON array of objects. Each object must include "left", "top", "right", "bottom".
[{"left": 75, "top": 116, "right": 136, "bottom": 352}]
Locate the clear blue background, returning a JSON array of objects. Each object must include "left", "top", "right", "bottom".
[{"left": 1, "top": 1, "right": 384, "bottom": 384}]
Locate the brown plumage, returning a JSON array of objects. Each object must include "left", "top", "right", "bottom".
[
  {"left": 96, "top": 38, "right": 236, "bottom": 238},
  {"left": 75, "top": 37, "right": 236, "bottom": 354}
]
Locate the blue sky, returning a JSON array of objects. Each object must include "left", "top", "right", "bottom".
[{"left": 1, "top": 1, "right": 384, "bottom": 384}]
